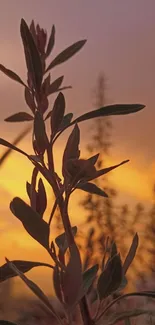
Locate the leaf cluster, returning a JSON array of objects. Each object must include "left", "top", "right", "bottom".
[{"left": 0, "top": 19, "right": 152, "bottom": 325}]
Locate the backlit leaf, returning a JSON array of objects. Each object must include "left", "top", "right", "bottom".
[
  {"left": 0, "top": 138, "right": 29, "bottom": 158},
  {"left": 87, "top": 153, "right": 100, "bottom": 165},
  {"left": 78, "top": 264, "right": 99, "bottom": 300},
  {"left": 46, "top": 40, "right": 87, "bottom": 72},
  {"left": 51, "top": 92, "right": 65, "bottom": 135},
  {"left": 6, "top": 259, "right": 61, "bottom": 322},
  {"left": 76, "top": 182, "right": 108, "bottom": 197},
  {"left": 123, "top": 233, "right": 139, "bottom": 275},
  {"left": 48, "top": 76, "right": 64, "bottom": 95},
  {"left": 53, "top": 105, "right": 144, "bottom": 144},
  {"left": 34, "top": 111, "right": 49, "bottom": 153},
  {"left": 45, "top": 25, "right": 55, "bottom": 58},
  {"left": 26, "top": 181, "right": 37, "bottom": 201},
  {"left": 97, "top": 254, "right": 123, "bottom": 300},
  {"left": 20, "top": 19, "right": 43, "bottom": 92},
  {"left": 0, "top": 260, "right": 53, "bottom": 283},
  {"left": 58, "top": 113, "right": 73, "bottom": 131},
  {"left": 5, "top": 112, "right": 33, "bottom": 122},
  {"left": 86, "top": 160, "right": 129, "bottom": 182},
  {"left": 10, "top": 197, "right": 49, "bottom": 249},
  {"left": 62, "top": 124, "right": 80, "bottom": 177},
  {"left": 36, "top": 178, "right": 47, "bottom": 216},
  {"left": 0, "top": 64, "right": 27, "bottom": 87},
  {"left": 110, "top": 241, "right": 118, "bottom": 258},
  {"left": 72, "top": 104, "right": 145, "bottom": 125}
]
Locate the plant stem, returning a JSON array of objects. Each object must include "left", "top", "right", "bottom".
[
  {"left": 48, "top": 198, "right": 58, "bottom": 225},
  {"left": 47, "top": 139, "right": 91, "bottom": 325},
  {"left": 47, "top": 141, "right": 54, "bottom": 171},
  {"left": 47, "top": 142, "right": 75, "bottom": 247},
  {"left": 30, "top": 166, "right": 38, "bottom": 209}
]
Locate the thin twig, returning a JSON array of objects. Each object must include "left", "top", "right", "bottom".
[
  {"left": 48, "top": 198, "right": 58, "bottom": 225},
  {"left": 95, "top": 291, "right": 155, "bottom": 322},
  {"left": 104, "top": 309, "right": 155, "bottom": 325}
]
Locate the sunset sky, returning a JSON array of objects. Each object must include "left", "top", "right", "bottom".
[{"left": 1, "top": 0, "right": 155, "bottom": 297}]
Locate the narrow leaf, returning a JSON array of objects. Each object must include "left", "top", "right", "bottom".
[
  {"left": 20, "top": 19, "right": 43, "bottom": 92},
  {"left": 58, "top": 113, "right": 73, "bottom": 131},
  {"left": 72, "top": 104, "right": 145, "bottom": 125},
  {"left": 76, "top": 182, "right": 108, "bottom": 197},
  {"left": 0, "top": 138, "right": 29, "bottom": 158},
  {"left": 48, "top": 76, "right": 64, "bottom": 95},
  {"left": 53, "top": 104, "right": 145, "bottom": 144},
  {"left": 110, "top": 241, "right": 118, "bottom": 258},
  {"left": 5, "top": 112, "right": 33, "bottom": 122},
  {"left": 57, "top": 85, "right": 72, "bottom": 92},
  {"left": 87, "top": 160, "right": 129, "bottom": 182},
  {"left": 80, "top": 264, "right": 99, "bottom": 298},
  {"left": 45, "top": 25, "right": 55, "bottom": 58},
  {"left": 36, "top": 178, "right": 47, "bottom": 216},
  {"left": 55, "top": 226, "right": 77, "bottom": 253},
  {"left": 123, "top": 233, "right": 139, "bottom": 274},
  {"left": 0, "top": 260, "right": 53, "bottom": 283},
  {"left": 46, "top": 40, "right": 87, "bottom": 72},
  {"left": 62, "top": 124, "right": 80, "bottom": 176},
  {"left": 97, "top": 254, "right": 123, "bottom": 300},
  {"left": 51, "top": 92, "right": 65, "bottom": 135},
  {"left": 87, "top": 153, "right": 100, "bottom": 165},
  {"left": 0, "top": 64, "right": 27, "bottom": 87},
  {"left": 10, "top": 197, "right": 49, "bottom": 249},
  {"left": 26, "top": 181, "right": 36, "bottom": 201},
  {"left": 6, "top": 259, "right": 62, "bottom": 323}
]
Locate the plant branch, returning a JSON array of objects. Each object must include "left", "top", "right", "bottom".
[
  {"left": 95, "top": 291, "right": 155, "bottom": 322},
  {"left": 105, "top": 309, "right": 155, "bottom": 325},
  {"left": 48, "top": 198, "right": 58, "bottom": 225}
]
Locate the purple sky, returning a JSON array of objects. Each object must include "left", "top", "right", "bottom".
[{"left": 0, "top": 0, "right": 155, "bottom": 159}]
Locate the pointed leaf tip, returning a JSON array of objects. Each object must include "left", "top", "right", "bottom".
[
  {"left": 0, "top": 259, "right": 53, "bottom": 283},
  {"left": 76, "top": 182, "right": 108, "bottom": 197},
  {"left": 45, "top": 25, "right": 55, "bottom": 58},
  {"left": 5, "top": 112, "right": 33, "bottom": 122},
  {"left": 51, "top": 92, "right": 65, "bottom": 135},
  {"left": 0, "top": 64, "right": 27, "bottom": 88},
  {"left": 72, "top": 104, "right": 145, "bottom": 125},
  {"left": 46, "top": 39, "right": 87, "bottom": 72},
  {"left": 10, "top": 197, "right": 49, "bottom": 249},
  {"left": 20, "top": 18, "right": 43, "bottom": 92},
  {"left": 97, "top": 254, "right": 123, "bottom": 300},
  {"left": 123, "top": 233, "right": 139, "bottom": 275}
]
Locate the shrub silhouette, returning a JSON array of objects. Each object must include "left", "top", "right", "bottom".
[{"left": 0, "top": 19, "right": 154, "bottom": 325}]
